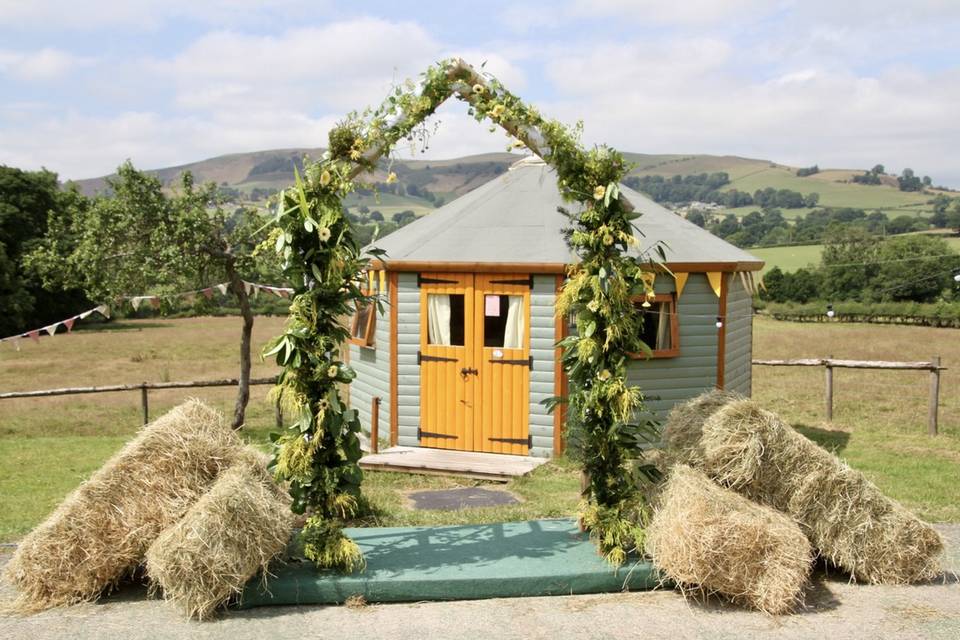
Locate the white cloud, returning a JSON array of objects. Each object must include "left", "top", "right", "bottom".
[
  {"left": 0, "top": 48, "right": 92, "bottom": 80},
  {"left": 0, "top": 0, "right": 327, "bottom": 31},
  {"left": 566, "top": 0, "right": 778, "bottom": 25}
]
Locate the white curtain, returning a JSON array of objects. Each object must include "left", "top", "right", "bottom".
[
  {"left": 655, "top": 302, "right": 671, "bottom": 350},
  {"left": 427, "top": 294, "right": 451, "bottom": 345},
  {"left": 503, "top": 296, "right": 525, "bottom": 349}
]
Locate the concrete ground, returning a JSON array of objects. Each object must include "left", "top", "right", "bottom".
[{"left": 1, "top": 525, "right": 957, "bottom": 640}]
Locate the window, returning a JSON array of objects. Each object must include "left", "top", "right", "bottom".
[
  {"left": 426, "top": 293, "right": 465, "bottom": 346},
  {"left": 631, "top": 294, "right": 679, "bottom": 358},
  {"left": 483, "top": 294, "right": 524, "bottom": 348},
  {"left": 348, "top": 300, "right": 376, "bottom": 347}
]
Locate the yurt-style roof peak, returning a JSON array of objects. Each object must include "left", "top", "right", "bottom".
[{"left": 370, "top": 160, "right": 763, "bottom": 272}]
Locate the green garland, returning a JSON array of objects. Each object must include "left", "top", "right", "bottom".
[{"left": 268, "top": 58, "right": 660, "bottom": 570}]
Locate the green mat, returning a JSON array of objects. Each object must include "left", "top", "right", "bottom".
[{"left": 237, "top": 519, "right": 659, "bottom": 608}]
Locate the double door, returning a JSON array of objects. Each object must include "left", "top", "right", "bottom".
[{"left": 418, "top": 273, "right": 531, "bottom": 455}]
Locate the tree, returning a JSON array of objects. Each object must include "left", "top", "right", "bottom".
[
  {"left": 897, "top": 168, "right": 923, "bottom": 192},
  {"left": 368, "top": 210, "right": 384, "bottom": 222},
  {"left": 819, "top": 228, "right": 880, "bottom": 301},
  {"left": 27, "top": 162, "right": 274, "bottom": 428},
  {"left": 0, "top": 166, "right": 90, "bottom": 336},
  {"left": 392, "top": 209, "right": 416, "bottom": 226},
  {"left": 948, "top": 200, "right": 960, "bottom": 234},
  {"left": 686, "top": 210, "right": 706, "bottom": 227},
  {"left": 874, "top": 235, "right": 958, "bottom": 302}
]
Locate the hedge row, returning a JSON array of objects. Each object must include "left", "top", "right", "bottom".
[{"left": 761, "top": 301, "right": 960, "bottom": 328}]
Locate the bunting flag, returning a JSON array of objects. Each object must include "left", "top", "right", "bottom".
[
  {"left": 673, "top": 272, "right": 689, "bottom": 300},
  {"left": 0, "top": 280, "right": 291, "bottom": 346},
  {"left": 707, "top": 272, "right": 724, "bottom": 298}
]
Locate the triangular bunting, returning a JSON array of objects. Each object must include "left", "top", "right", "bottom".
[
  {"left": 707, "top": 272, "right": 724, "bottom": 298},
  {"left": 149, "top": 297, "right": 161, "bottom": 309},
  {"left": 43, "top": 324, "right": 58, "bottom": 336},
  {"left": 202, "top": 288, "right": 213, "bottom": 300},
  {"left": 63, "top": 318, "right": 75, "bottom": 332},
  {"left": 673, "top": 273, "right": 689, "bottom": 300},
  {"left": 244, "top": 281, "right": 254, "bottom": 295},
  {"left": 131, "top": 296, "right": 144, "bottom": 311},
  {"left": 28, "top": 330, "right": 40, "bottom": 343},
  {"left": 216, "top": 283, "right": 228, "bottom": 296},
  {"left": 95, "top": 304, "right": 111, "bottom": 319}
]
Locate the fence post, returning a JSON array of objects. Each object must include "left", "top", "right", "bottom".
[
  {"left": 825, "top": 357, "right": 834, "bottom": 422},
  {"left": 929, "top": 355, "right": 941, "bottom": 436},
  {"left": 141, "top": 384, "right": 149, "bottom": 425},
  {"left": 370, "top": 396, "right": 381, "bottom": 454}
]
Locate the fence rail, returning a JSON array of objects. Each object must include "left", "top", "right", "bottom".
[
  {"left": 752, "top": 356, "right": 945, "bottom": 435},
  {"left": 0, "top": 376, "right": 279, "bottom": 425}
]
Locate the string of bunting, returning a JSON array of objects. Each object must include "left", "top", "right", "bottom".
[{"left": 0, "top": 281, "right": 294, "bottom": 350}]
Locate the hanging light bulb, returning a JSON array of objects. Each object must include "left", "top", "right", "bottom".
[
  {"left": 715, "top": 316, "right": 723, "bottom": 329},
  {"left": 826, "top": 304, "right": 835, "bottom": 318}
]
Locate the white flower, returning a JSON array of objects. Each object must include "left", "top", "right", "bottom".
[
  {"left": 587, "top": 300, "right": 600, "bottom": 313},
  {"left": 386, "top": 171, "right": 398, "bottom": 184},
  {"left": 318, "top": 227, "right": 332, "bottom": 242},
  {"left": 472, "top": 83, "right": 485, "bottom": 95},
  {"left": 327, "top": 365, "right": 339, "bottom": 378},
  {"left": 599, "top": 369, "right": 612, "bottom": 381},
  {"left": 593, "top": 185, "right": 606, "bottom": 200},
  {"left": 490, "top": 104, "right": 505, "bottom": 118},
  {"left": 602, "top": 234, "right": 614, "bottom": 246},
  {"left": 320, "top": 170, "right": 332, "bottom": 186}
]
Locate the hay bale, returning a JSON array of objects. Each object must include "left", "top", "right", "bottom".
[
  {"left": 3, "top": 400, "right": 242, "bottom": 611},
  {"left": 646, "top": 465, "right": 812, "bottom": 614},
  {"left": 661, "top": 389, "right": 744, "bottom": 466},
  {"left": 699, "top": 400, "right": 943, "bottom": 584},
  {"left": 145, "top": 449, "right": 294, "bottom": 620}
]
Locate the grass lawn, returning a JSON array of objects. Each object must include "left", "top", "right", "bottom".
[
  {"left": 749, "top": 243, "right": 823, "bottom": 273},
  {"left": 1, "top": 314, "right": 958, "bottom": 541},
  {"left": 752, "top": 317, "right": 960, "bottom": 522}
]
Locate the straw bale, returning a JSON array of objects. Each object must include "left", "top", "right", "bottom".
[
  {"left": 661, "top": 389, "right": 744, "bottom": 467},
  {"left": 3, "top": 400, "right": 243, "bottom": 611},
  {"left": 144, "top": 449, "right": 294, "bottom": 620},
  {"left": 647, "top": 465, "right": 812, "bottom": 614},
  {"left": 699, "top": 400, "right": 943, "bottom": 584}
]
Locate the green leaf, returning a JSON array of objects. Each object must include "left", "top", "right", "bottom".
[
  {"left": 311, "top": 263, "right": 324, "bottom": 282},
  {"left": 584, "top": 321, "right": 597, "bottom": 338}
]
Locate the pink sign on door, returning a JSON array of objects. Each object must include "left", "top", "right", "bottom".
[{"left": 484, "top": 295, "right": 500, "bottom": 316}]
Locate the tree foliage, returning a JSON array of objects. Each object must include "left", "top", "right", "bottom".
[
  {"left": 0, "top": 166, "right": 91, "bottom": 336},
  {"left": 27, "top": 162, "right": 275, "bottom": 426}
]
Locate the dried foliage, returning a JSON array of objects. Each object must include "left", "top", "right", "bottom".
[
  {"left": 698, "top": 400, "right": 943, "bottom": 584},
  {"left": 144, "top": 449, "right": 294, "bottom": 620},
  {"left": 3, "top": 400, "right": 242, "bottom": 612},
  {"left": 647, "top": 465, "right": 812, "bottom": 614}
]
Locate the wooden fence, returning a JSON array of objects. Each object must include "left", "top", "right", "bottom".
[
  {"left": 751, "top": 357, "right": 945, "bottom": 435},
  {"left": 0, "top": 377, "right": 279, "bottom": 425}
]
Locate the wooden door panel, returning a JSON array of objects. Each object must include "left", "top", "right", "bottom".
[
  {"left": 418, "top": 273, "right": 474, "bottom": 450},
  {"left": 474, "top": 274, "right": 531, "bottom": 455}
]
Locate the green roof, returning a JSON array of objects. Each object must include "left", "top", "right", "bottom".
[{"left": 371, "top": 158, "right": 762, "bottom": 268}]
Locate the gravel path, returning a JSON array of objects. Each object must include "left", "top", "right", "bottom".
[{"left": 2, "top": 525, "right": 957, "bottom": 640}]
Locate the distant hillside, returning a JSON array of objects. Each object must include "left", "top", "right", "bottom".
[{"left": 74, "top": 148, "right": 950, "bottom": 222}]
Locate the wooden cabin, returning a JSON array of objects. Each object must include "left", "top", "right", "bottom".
[{"left": 349, "top": 157, "right": 763, "bottom": 459}]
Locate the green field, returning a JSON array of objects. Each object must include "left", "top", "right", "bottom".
[
  {"left": 2, "top": 314, "right": 958, "bottom": 540},
  {"left": 752, "top": 236, "right": 960, "bottom": 273}
]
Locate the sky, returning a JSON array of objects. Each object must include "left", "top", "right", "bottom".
[{"left": 1, "top": 0, "right": 959, "bottom": 185}]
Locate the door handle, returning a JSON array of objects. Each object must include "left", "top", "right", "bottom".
[{"left": 459, "top": 367, "right": 479, "bottom": 378}]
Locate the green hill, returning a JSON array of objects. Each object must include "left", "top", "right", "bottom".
[{"left": 74, "top": 149, "right": 951, "bottom": 222}]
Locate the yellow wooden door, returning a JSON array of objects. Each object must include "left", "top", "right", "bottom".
[
  {"left": 473, "top": 274, "right": 531, "bottom": 455},
  {"left": 418, "top": 273, "right": 474, "bottom": 450}
]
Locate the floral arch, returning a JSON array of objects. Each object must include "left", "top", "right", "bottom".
[{"left": 265, "top": 58, "right": 660, "bottom": 569}]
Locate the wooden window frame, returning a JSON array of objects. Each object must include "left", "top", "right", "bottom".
[
  {"left": 348, "top": 297, "right": 376, "bottom": 348},
  {"left": 629, "top": 293, "right": 680, "bottom": 359}
]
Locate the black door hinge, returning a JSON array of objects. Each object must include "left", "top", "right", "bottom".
[
  {"left": 489, "top": 434, "right": 533, "bottom": 448},
  {"left": 418, "top": 275, "right": 458, "bottom": 287},
  {"left": 490, "top": 275, "right": 534, "bottom": 289},
  {"left": 489, "top": 355, "right": 533, "bottom": 369},
  {"left": 418, "top": 428, "right": 458, "bottom": 440},
  {"left": 418, "top": 350, "right": 458, "bottom": 364}
]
